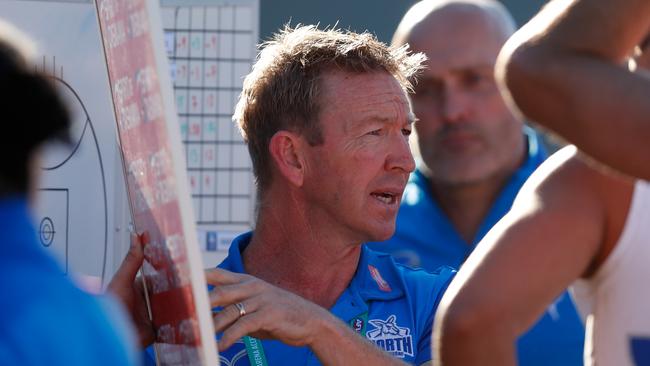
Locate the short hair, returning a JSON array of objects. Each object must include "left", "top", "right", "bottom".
[
  {"left": 0, "top": 19, "right": 70, "bottom": 195},
  {"left": 233, "top": 25, "right": 425, "bottom": 193}
]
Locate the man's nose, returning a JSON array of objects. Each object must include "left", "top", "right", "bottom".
[
  {"left": 386, "top": 132, "right": 416, "bottom": 173},
  {"left": 441, "top": 87, "right": 471, "bottom": 123}
]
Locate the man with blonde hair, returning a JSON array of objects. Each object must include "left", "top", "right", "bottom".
[{"left": 169, "top": 25, "right": 455, "bottom": 365}]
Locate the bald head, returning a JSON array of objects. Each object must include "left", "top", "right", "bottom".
[
  {"left": 393, "top": 0, "right": 515, "bottom": 48},
  {"left": 394, "top": 0, "right": 525, "bottom": 187}
]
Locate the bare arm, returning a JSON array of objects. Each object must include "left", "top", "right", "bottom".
[
  {"left": 496, "top": 0, "right": 650, "bottom": 180},
  {"left": 206, "top": 268, "right": 407, "bottom": 366},
  {"left": 433, "top": 147, "right": 633, "bottom": 365}
]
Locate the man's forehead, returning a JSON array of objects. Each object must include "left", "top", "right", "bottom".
[
  {"left": 418, "top": 61, "right": 495, "bottom": 80},
  {"left": 317, "top": 71, "right": 413, "bottom": 125},
  {"left": 360, "top": 109, "right": 417, "bottom": 124},
  {"left": 407, "top": 29, "right": 502, "bottom": 74},
  {"left": 320, "top": 70, "right": 406, "bottom": 99}
]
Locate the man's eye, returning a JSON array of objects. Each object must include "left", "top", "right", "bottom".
[
  {"left": 367, "top": 129, "right": 382, "bottom": 136},
  {"left": 464, "top": 72, "right": 492, "bottom": 88},
  {"left": 414, "top": 83, "right": 442, "bottom": 98},
  {"left": 402, "top": 128, "right": 412, "bottom": 136}
]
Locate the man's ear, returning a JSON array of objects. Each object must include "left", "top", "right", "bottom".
[{"left": 268, "top": 131, "right": 305, "bottom": 187}]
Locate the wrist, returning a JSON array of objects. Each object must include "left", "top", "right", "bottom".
[{"left": 306, "top": 309, "right": 352, "bottom": 353}]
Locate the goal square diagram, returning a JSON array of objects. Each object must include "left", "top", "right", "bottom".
[{"left": 36, "top": 188, "right": 70, "bottom": 274}]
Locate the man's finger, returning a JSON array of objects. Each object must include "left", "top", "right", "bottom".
[
  {"left": 218, "top": 312, "right": 265, "bottom": 350},
  {"left": 213, "top": 299, "right": 257, "bottom": 334},
  {"left": 109, "top": 232, "right": 146, "bottom": 290},
  {"left": 205, "top": 267, "right": 247, "bottom": 286},
  {"left": 208, "top": 281, "right": 261, "bottom": 307}
]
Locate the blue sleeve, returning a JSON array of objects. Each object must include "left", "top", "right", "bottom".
[
  {"left": 415, "top": 266, "right": 456, "bottom": 365},
  {"left": 143, "top": 346, "right": 157, "bottom": 366},
  {"left": 0, "top": 291, "right": 138, "bottom": 366}
]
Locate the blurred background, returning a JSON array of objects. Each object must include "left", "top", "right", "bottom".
[{"left": 260, "top": 0, "right": 547, "bottom": 44}]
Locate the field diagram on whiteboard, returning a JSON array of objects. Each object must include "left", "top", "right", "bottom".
[{"left": 36, "top": 60, "right": 110, "bottom": 281}]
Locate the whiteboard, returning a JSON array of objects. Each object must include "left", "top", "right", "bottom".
[
  {"left": 95, "top": 0, "right": 220, "bottom": 362},
  {"left": 0, "top": 0, "right": 131, "bottom": 287},
  {"left": 0, "top": 0, "right": 260, "bottom": 281},
  {"left": 160, "top": 0, "right": 259, "bottom": 267}
]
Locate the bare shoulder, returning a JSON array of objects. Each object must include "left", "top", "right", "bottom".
[
  {"left": 518, "top": 145, "right": 635, "bottom": 274},
  {"left": 517, "top": 145, "right": 633, "bottom": 206}
]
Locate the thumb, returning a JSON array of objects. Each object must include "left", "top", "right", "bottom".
[{"left": 109, "top": 231, "right": 148, "bottom": 290}]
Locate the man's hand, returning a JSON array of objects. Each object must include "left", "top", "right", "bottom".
[
  {"left": 108, "top": 232, "right": 155, "bottom": 347},
  {"left": 206, "top": 268, "right": 331, "bottom": 350},
  {"left": 206, "top": 268, "right": 407, "bottom": 365}
]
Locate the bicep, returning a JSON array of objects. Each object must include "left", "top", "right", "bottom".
[
  {"left": 516, "top": 56, "right": 650, "bottom": 181},
  {"left": 501, "top": 18, "right": 650, "bottom": 181}
]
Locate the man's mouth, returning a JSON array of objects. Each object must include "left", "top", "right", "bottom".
[
  {"left": 438, "top": 127, "right": 482, "bottom": 151},
  {"left": 371, "top": 191, "right": 398, "bottom": 205}
]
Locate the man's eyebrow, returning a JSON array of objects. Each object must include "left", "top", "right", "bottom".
[
  {"left": 452, "top": 63, "right": 495, "bottom": 72},
  {"left": 360, "top": 112, "right": 417, "bottom": 125},
  {"left": 407, "top": 112, "right": 418, "bottom": 125}
]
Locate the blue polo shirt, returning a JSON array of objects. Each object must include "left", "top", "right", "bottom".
[
  {"left": 0, "top": 197, "right": 137, "bottom": 366},
  {"left": 368, "top": 128, "right": 585, "bottom": 365},
  {"left": 216, "top": 232, "right": 455, "bottom": 365}
]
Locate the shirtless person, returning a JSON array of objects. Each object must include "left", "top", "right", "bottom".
[{"left": 435, "top": 1, "right": 650, "bottom": 365}]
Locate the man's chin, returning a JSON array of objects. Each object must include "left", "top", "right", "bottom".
[
  {"left": 366, "top": 224, "right": 396, "bottom": 243},
  {"left": 429, "top": 166, "right": 499, "bottom": 186}
]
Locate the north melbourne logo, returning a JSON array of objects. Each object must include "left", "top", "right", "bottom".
[{"left": 366, "top": 315, "right": 414, "bottom": 358}]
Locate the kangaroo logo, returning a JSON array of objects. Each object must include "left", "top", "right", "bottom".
[{"left": 366, "top": 315, "right": 414, "bottom": 358}]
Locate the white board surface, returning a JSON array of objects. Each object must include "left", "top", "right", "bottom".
[
  {"left": 0, "top": 0, "right": 130, "bottom": 287},
  {"left": 0, "top": 0, "right": 260, "bottom": 282},
  {"left": 95, "top": 0, "right": 219, "bottom": 363}
]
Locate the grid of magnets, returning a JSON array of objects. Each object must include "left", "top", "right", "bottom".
[{"left": 163, "top": 5, "right": 254, "bottom": 226}]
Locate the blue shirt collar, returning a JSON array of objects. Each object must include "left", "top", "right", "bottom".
[
  {"left": 219, "top": 232, "right": 406, "bottom": 302},
  {"left": 220, "top": 231, "right": 250, "bottom": 273},
  {"left": 511, "top": 125, "right": 547, "bottom": 183}
]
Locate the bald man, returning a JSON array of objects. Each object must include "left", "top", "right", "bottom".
[
  {"left": 367, "top": 1, "right": 584, "bottom": 365},
  {"left": 433, "top": 1, "right": 650, "bottom": 365}
]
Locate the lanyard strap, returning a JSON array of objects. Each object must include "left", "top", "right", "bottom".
[
  {"left": 241, "top": 311, "right": 369, "bottom": 365},
  {"left": 243, "top": 335, "right": 269, "bottom": 366},
  {"left": 349, "top": 311, "right": 368, "bottom": 335}
]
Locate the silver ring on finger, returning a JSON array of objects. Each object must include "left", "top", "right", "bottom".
[{"left": 234, "top": 302, "right": 246, "bottom": 317}]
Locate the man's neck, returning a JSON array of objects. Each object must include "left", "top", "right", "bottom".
[
  {"left": 241, "top": 197, "right": 362, "bottom": 309},
  {"left": 428, "top": 136, "right": 528, "bottom": 244},
  {"left": 430, "top": 173, "right": 510, "bottom": 244}
]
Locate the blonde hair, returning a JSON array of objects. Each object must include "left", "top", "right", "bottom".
[{"left": 234, "top": 25, "right": 425, "bottom": 191}]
